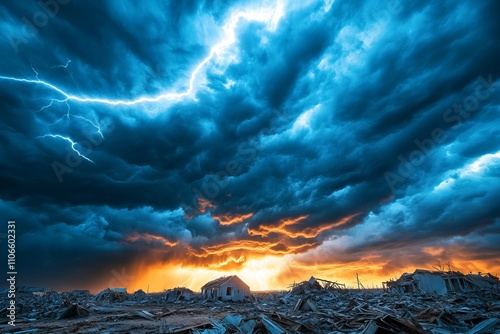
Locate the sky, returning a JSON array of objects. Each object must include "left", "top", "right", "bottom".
[{"left": 0, "top": 0, "right": 499, "bottom": 292}]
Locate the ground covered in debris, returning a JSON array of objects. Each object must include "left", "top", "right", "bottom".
[{"left": 1, "top": 287, "right": 500, "bottom": 333}]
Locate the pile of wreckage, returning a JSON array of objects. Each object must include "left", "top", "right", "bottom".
[
  {"left": 290, "top": 276, "right": 346, "bottom": 295},
  {"left": 92, "top": 287, "right": 128, "bottom": 302},
  {"left": 164, "top": 273, "right": 500, "bottom": 333},
  {"left": 0, "top": 287, "right": 93, "bottom": 322},
  {"left": 163, "top": 300, "right": 500, "bottom": 334}
]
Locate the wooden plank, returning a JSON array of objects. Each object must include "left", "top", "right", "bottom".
[{"left": 465, "top": 318, "right": 499, "bottom": 334}]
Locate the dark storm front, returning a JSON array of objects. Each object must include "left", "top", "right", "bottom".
[{"left": 7, "top": 0, "right": 72, "bottom": 54}]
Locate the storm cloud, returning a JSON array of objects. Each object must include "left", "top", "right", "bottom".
[{"left": 1, "top": 0, "right": 499, "bottom": 291}]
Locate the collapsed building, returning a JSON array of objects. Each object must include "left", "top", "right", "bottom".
[
  {"left": 164, "top": 287, "right": 194, "bottom": 301},
  {"left": 201, "top": 275, "right": 250, "bottom": 301},
  {"left": 466, "top": 272, "right": 500, "bottom": 291},
  {"left": 290, "top": 276, "right": 346, "bottom": 294},
  {"left": 383, "top": 269, "right": 500, "bottom": 295}
]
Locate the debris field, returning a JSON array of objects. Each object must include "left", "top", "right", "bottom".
[{"left": 1, "top": 275, "right": 499, "bottom": 333}]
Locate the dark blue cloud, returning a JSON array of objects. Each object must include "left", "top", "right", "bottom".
[{"left": 1, "top": 0, "right": 499, "bottom": 289}]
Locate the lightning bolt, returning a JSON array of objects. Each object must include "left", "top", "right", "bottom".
[
  {"left": 38, "top": 98, "right": 67, "bottom": 113},
  {"left": 48, "top": 100, "right": 71, "bottom": 124},
  {"left": 37, "top": 134, "right": 95, "bottom": 164},
  {"left": 0, "top": 1, "right": 285, "bottom": 163},
  {"left": 31, "top": 62, "right": 40, "bottom": 80},
  {"left": 1, "top": 3, "right": 284, "bottom": 106},
  {"left": 51, "top": 59, "right": 71, "bottom": 69},
  {"left": 72, "top": 115, "right": 104, "bottom": 139}
]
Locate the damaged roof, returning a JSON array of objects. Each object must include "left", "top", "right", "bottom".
[{"left": 201, "top": 275, "right": 248, "bottom": 290}]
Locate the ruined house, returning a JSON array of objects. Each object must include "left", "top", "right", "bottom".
[
  {"left": 384, "top": 270, "right": 447, "bottom": 295},
  {"left": 164, "top": 287, "right": 194, "bottom": 301},
  {"left": 290, "top": 276, "right": 346, "bottom": 294},
  {"left": 383, "top": 269, "right": 499, "bottom": 295},
  {"left": 201, "top": 275, "right": 250, "bottom": 301},
  {"left": 465, "top": 272, "right": 500, "bottom": 291},
  {"left": 441, "top": 271, "right": 476, "bottom": 293}
]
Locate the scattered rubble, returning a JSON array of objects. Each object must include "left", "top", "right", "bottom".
[
  {"left": 68, "top": 289, "right": 91, "bottom": 301},
  {"left": 56, "top": 303, "right": 90, "bottom": 320},
  {"left": 1, "top": 272, "right": 500, "bottom": 333}
]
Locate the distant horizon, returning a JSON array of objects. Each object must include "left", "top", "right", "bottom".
[{"left": 7, "top": 266, "right": 498, "bottom": 295}]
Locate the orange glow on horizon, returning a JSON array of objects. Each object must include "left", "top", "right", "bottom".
[
  {"left": 119, "top": 256, "right": 291, "bottom": 293},
  {"left": 101, "top": 217, "right": 499, "bottom": 295},
  {"left": 105, "top": 256, "right": 500, "bottom": 295}
]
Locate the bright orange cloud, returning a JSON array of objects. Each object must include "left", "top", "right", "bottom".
[
  {"left": 213, "top": 212, "right": 253, "bottom": 225},
  {"left": 248, "top": 214, "right": 358, "bottom": 238},
  {"left": 197, "top": 197, "right": 215, "bottom": 213}
]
